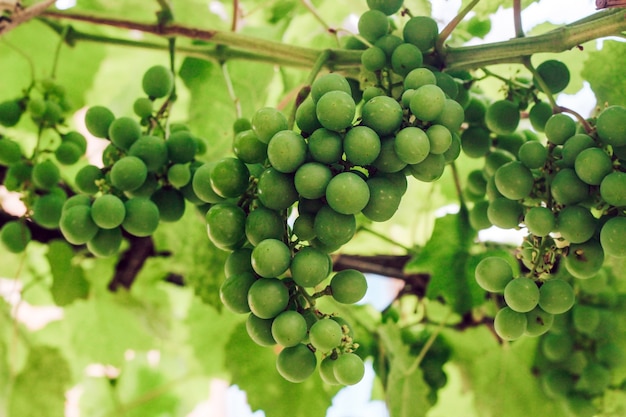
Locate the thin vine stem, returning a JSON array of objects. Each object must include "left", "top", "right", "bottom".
[
  {"left": 449, "top": 162, "right": 467, "bottom": 213},
  {"left": 50, "top": 26, "right": 68, "bottom": 78},
  {"left": 436, "top": 0, "right": 481, "bottom": 55},
  {"left": 221, "top": 61, "right": 242, "bottom": 118},
  {"left": 405, "top": 309, "right": 452, "bottom": 375},
  {"left": 513, "top": 0, "right": 524, "bottom": 38}
]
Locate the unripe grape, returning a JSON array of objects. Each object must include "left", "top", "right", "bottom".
[
  {"left": 85, "top": 105, "right": 115, "bottom": 138},
  {"left": 32, "top": 159, "right": 60, "bottom": 190},
  {"left": 394, "top": 127, "right": 430, "bottom": 164},
  {"left": 574, "top": 148, "right": 612, "bottom": 185},
  {"left": 32, "top": 193, "right": 65, "bottom": 229},
  {"left": 308, "top": 128, "right": 343, "bottom": 164},
  {"left": 410, "top": 84, "right": 445, "bottom": 122},
  {"left": 358, "top": 9, "right": 389, "bottom": 42},
  {"left": 538, "top": 279, "right": 575, "bottom": 314},
  {"left": 191, "top": 162, "right": 226, "bottom": 204},
  {"left": 344, "top": 126, "right": 381, "bottom": 165},
  {"left": 564, "top": 239, "right": 604, "bottom": 279},
  {"left": 0, "top": 138, "right": 22, "bottom": 166},
  {"left": 475, "top": 256, "right": 513, "bottom": 293},
  {"left": 461, "top": 126, "right": 491, "bottom": 158},
  {"left": 220, "top": 271, "right": 257, "bottom": 314},
  {"left": 128, "top": 135, "right": 168, "bottom": 172},
  {"left": 233, "top": 129, "right": 267, "bottom": 164},
  {"left": 54, "top": 141, "right": 82, "bottom": 165},
  {"left": 434, "top": 99, "right": 465, "bottom": 132},
  {"left": 0, "top": 99, "right": 23, "bottom": 127},
  {"left": 469, "top": 200, "right": 491, "bottom": 230},
  {"left": 110, "top": 156, "right": 148, "bottom": 191},
  {"left": 325, "top": 172, "right": 370, "bottom": 215},
  {"left": 316, "top": 91, "right": 356, "bottom": 132},
  {"left": 518, "top": 141, "right": 547, "bottom": 169},
  {"left": 361, "top": 176, "right": 402, "bottom": 222},
  {"left": 108, "top": 117, "right": 141, "bottom": 150},
  {"left": 528, "top": 101, "right": 553, "bottom": 132},
  {"left": 276, "top": 343, "right": 317, "bottom": 383},
  {"left": 246, "top": 313, "right": 276, "bottom": 346},
  {"left": 408, "top": 153, "right": 445, "bottom": 182},
  {"left": 91, "top": 194, "right": 126, "bottom": 229},
  {"left": 391, "top": 43, "right": 423, "bottom": 76},
  {"left": 556, "top": 205, "right": 596, "bottom": 244},
  {"left": 560, "top": 133, "right": 594, "bottom": 168},
  {"left": 403, "top": 16, "right": 438, "bottom": 51},
  {"left": 1, "top": 220, "right": 31, "bottom": 253},
  {"left": 133, "top": 97, "right": 153, "bottom": 119},
  {"left": 210, "top": 157, "right": 250, "bottom": 198},
  {"left": 309, "top": 318, "right": 343, "bottom": 351},
  {"left": 426, "top": 124, "right": 452, "bottom": 155},
  {"left": 251, "top": 107, "right": 288, "bottom": 144},
  {"left": 151, "top": 187, "right": 185, "bottom": 222},
  {"left": 367, "top": 0, "right": 403, "bottom": 15},
  {"left": 87, "top": 227, "right": 123, "bottom": 257},
  {"left": 294, "top": 97, "right": 322, "bottom": 134},
  {"left": 142, "top": 65, "right": 174, "bottom": 98},
  {"left": 434, "top": 71, "right": 459, "bottom": 100},
  {"left": 485, "top": 100, "right": 520, "bottom": 135},
  {"left": 494, "top": 306, "right": 527, "bottom": 340},
  {"left": 362, "top": 95, "right": 403, "bottom": 136},
  {"left": 290, "top": 247, "right": 331, "bottom": 288},
  {"left": 550, "top": 168, "right": 590, "bottom": 206},
  {"left": 313, "top": 205, "right": 356, "bottom": 248},
  {"left": 167, "top": 163, "right": 191, "bottom": 188},
  {"left": 333, "top": 353, "right": 365, "bottom": 386},
  {"left": 404, "top": 67, "right": 436, "bottom": 90},
  {"left": 533, "top": 60, "right": 570, "bottom": 94},
  {"left": 541, "top": 332, "right": 574, "bottom": 361},
  {"left": 504, "top": 277, "right": 540, "bottom": 313},
  {"left": 166, "top": 130, "right": 197, "bottom": 164},
  {"left": 122, "top": 198, "right": 160, "bottom": 237},
  {"left": 572, "top": 304, "right": 600, "bottom": 335},
  {"left": 494, "top": 161, "right": 534, "bottom": 200},
  {"left": 373, "top": 137, "right": 407, "bottom": 173},
  {"left": 544, "top": 113, "right": 576, "bottom": 145},
  {"left": 205, "top": 203, "right": 246, "bottom": 250},
  {"left": 294, "top": 162, "right": 332, "bottom": 200},
  {"left": 310, "top": 73, "right": 352, "bottom": 102},
  {"left": 596, "top": 105, "right": 626, "bottom": 147},
  {"left": 331, "top": 269, "right": 367, "bottom": 304},
  {"left": 487, "top": 198, "right": 523, "bottom": 229},
  {"left": 361, "top": 46, "right": 387, "bottom": 72},
  {"left": 247, "top": 278, "right": 289, "bottom": 319},
  {"left": 524, "top": 207, "right": 555, "bottom": 237},
  {"left": 267, "top": 130, "right": 307, "bottom": 172},
  {"left": 245, "top": 207, "right": 284, "bottom": 246},
  {"left": 599, "top": 171, "right": 626, "bottom": 206},
  {"left": 60, "top": 205, "right": 99, "bottom": 245},
  {"left": 256, "top": 168, "right": 298, "bottom": 210},
  {"left": 293, "top": 213, "right": 316, "bottom": 241},
  {"left": 251, "top": 238, "right": 291, "bottom": 278},
  {"left": 271, "top": 311, "right": 308, "bottom": 347},
  {"left": 599, "top": 216, "right": 626, "bottom": 258},
  {"left": 524, "top": 306, "right": 554, "bottom": 337},
  {"left": 320, "top": 356, "right": 340, "bottom": 385}
]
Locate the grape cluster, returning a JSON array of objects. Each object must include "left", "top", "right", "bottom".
[
  {"left": 461, "top": 60, "right": 626, "bottom": 340},
  {"left": 1, "top": 77, "right": 85, "bottom": 253},
  {"left": 195, "top": 4, "right": 468, "bottom": 384},
  {"left": 534, "top": 268, "right": 625, "bottom": 416}
]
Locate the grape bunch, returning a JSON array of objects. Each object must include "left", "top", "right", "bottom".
[
  {"left": 460, "top": 59, "right": 626, "bottom": 340},
  {"left": 534, "top": 268, "right": 625, "bottom": 416},
  {"left": 193, "top": 3, "right": 468, "bottom": 384},
  {"left": 1, "top": 77, "right": 87, "bottom": 253}
]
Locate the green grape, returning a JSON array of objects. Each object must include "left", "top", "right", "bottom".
[
  {"left": 390, "top": 43, "right": 423, "bottom": 76},
  {"left": 596, "top": 105, "right": 626, "bottom": 147},
  {"left": 325, "top": 172, "right": 370, "bottom": 215},
  {"left": 309, "top": 318, "right": 343, "bottom": 351},
  {"left": 0, "top": 99, "right": 24, "bottom": 127},
  {"left": 133, "top": 97, "right": 153, "bottom": 119},
  {"left": 311, "top": 73, "right": 352, "bottom": 102},
  {"left": 191, "top": 162, "right": 226, "bottom": 204},
  {"left": 426, "top": 124, "right": 452, "bottom": 155},
  {"left": 541, "top": 332, "right": 574, "bottom": 361},
  {"left": 599, "top": 216, "right": 626, "bottom": 258},
  {"left": 361, "top": 95, "right": 403, "bottom": 136},
  {"left": 315, "top": 91, "right": 356, "bottom": 132},
  {"left": 393, "top": 127, "right": 430, "bottom": 164},
  {"left": 494, "top": 306, "right": 527, "bottom": 340},
  {"left": 330, "top": 269, "right": 367, "bottom": 304},
  {"left": 27, "top": 97, "right": 46, "bottom": 118},
  {"left": 575, "top": 363, "right": 611, "bottom": 396},
  {"left": 484, "top": 149, "right": 516, "bottom": 178},
  {"left": 205, "top": 203, "right": 246, "bottom": 250},
  {"left": 293, "top": 212, "right": 316, "bottom": 241},
  {"left": 533, "top": 60, "right": 570, "bottom": 94},
  {"left": 556, "top": 205, "right": 596, "bottom": 244},
  {"left": 128, "top": 135, "right": 168, "bottom": 172},
  {"left": 434, "top": 99, "right": 465, "bottom": 132},
  {"left": 1, "top": 220, "right": 31, "bottom": 253},
  {"left": 294, "top": 162, "right": 332, "bottom": 200},
  {"left": 246, "top": 313, "right": 276, "bottom": 346},
  {"left": 599, "top": 171, "right": 626, "bottom": 206},
  {"left": 540, "top": 369, "right": 575, "bottom": 399},
  {"left": 565, "top": 239, "right": 605, "bottom": 279},
  {"left": 504, "top": 277, "right": 540, "bottom": 313},
  {"left": 247, "top": 278, "right": 289, "bottom": 319},
  {"left": 166, "top": 130, "right": 197, "bottom": 164},
  {"left": 461, "top": 126, "right": 491, "bottom": 158},
  {"left": 485, "top": 100, "right": 520, "bottom": 135},
  {"left": 367, "top": 0, "right": 403, "bottom": 15},
  {"left": 220, "top": 271, "right": 257, "bottom": 314},
  {"left": 142, "top": 65, "right": 174, "bottom": 98},
  {"left": 313, "top": 205, "right": 356, "bottom": 249},
  {"left": 518, "top": 141, "right": 547, "bottom": 169},
  {"left": 233, "top": 117, "right": 252, "bottom": 134},
  {"left": 577, "top": 270, "right": 608, "bottom": 294},
  {"left": 596, "top": 342, "right": 626, "bottom": 369},
  {"left": 333, "top": 353, "right": 365, "bottom": 386},
  {"left": 151, "top": 187, "right": 186, "bottom": 222},
  {"left": 251, "top": 238, "right": 291, "bottom": 278},
  {"left": 54, "top": 141, "right": 82, "bottom": 165},
  {"left": 60, "top": 205, "right": 99, "bottom": 245},
  {"left": 463, "top": 95, "right": 487, "bottom": 124},
  {"left": 403, "top": 16, "right": 438, "bottom": 51},
  {"left": 524, "top": 206, "right": 555, "bottom": 237},
  {"left": 358, "top": 9, "right": 389, "bottom": 42},
  {"left": 495, "top": 132, "right": 525, "bottom": 156},
  {"left": 524, "top": 306, "right": 554, "bottom": 337},
  {"left": 110, "top": 156, "right": 148, "bottom": 191},
  {"left": 267, "top": 130, "right": 307, "bottom": 173},
  {"left": 87, "top": 227, "right": 123, "bottom": 257},
  {"left": 469, "top": 200, "right": 491, "bottom": 230},
  {"left": 372, "top": 137, "right": 407, "bottom": 173},
  {"left": 408, "top": 153, "right": 446, "bottom": 182},
  {"left": 108, "top": 117, "right": 141, "bottom": 151},
  {"left": 528, "top": 101, "right": 553, "bottom": 132},
  {"left": 403, "top": 67, "right": 436, "bottom": 90},
  {"left": 361, "top": 46, "right": 387, "bottom": 72},
  {"left": 271, "top": 310, "right": 308, "bottom": 347},
  {"left": 466, "top": 15, "right": 492, "bottom": 38},
  {"left": 361, "top": 176, "right": 402, "bottom": 222},
  {"left": 102, "top": 143, "right": 122, "bottom": 167},
  {"left": 122, "top": 198, "right": 160, "bottom": 237},
  {"left": 410, "top": 84, "right": 446, "bottom": 122},
  {"left": 251, "top": 107, "right": 289, "bottom": 144},
  {"left": 466, "top": 170, "right": 487, "bottom": 196},
  {"left": 62, "top": 194, "right": 91, "bottom": 212},
  {"left": 85, "top": 105, "right": 115, "bottom": 138},
  {"left": 30, "top": 159, "right": 59, "bottom": 190},
  {"left": 574, "top": 148, "right": 612, "bottom": 185},
  {"left": 257, "top": 168, "right": 298, "bottom": 210},
  {"left": 91, "top": 194, "right": 126, "bottom": 229},
  {"left": 475, "top": 256, "right": 513, "bottom": 293},
  {"left": 320, "top": 356, "right": 340, "bottom": 385},
  {"left": 31, "top": 193, "right": 65, "bottom": 229},
  {"left": 167, "top": 163, "right": 191, "bottom": 188},
  {"left": 276, "top": 343, "right": 317, "bottom": 383},
  {"left": 494, "top": 161, "right": 534, "bottom": 200},
  {"left": 233, "top": 129, "right": 267, "bottom": 164},
  {"left": 295, "top": 97, "right": 322, "bottom": 134},
  {"left": 434, "top": 71, "right": 460, "bottom": 100},
  {"left": 559, "top": 134, "right": 594, "bottom": 168},
  {"left": 308, "top": 128, "right": 343, "bottom": 164},
  {"left": 487, "top": 198, "right": 523, "bottom": 229},
  {"left": 343, "top": 126, "right": 381, "bottom": 165},
  {"left": 538, "top": 279, "right": 575, "bottom": 314},
  {"left": 572, "top": 304, "right": 600, "bottom": 335},
  {"left": 0, "top": 138, "right": 22, "bottom": 165},
  {"left": 210, "top": 157, "right": 250, "bottom": 198},
  {"left": 126, "top": 173, "right": 159, "bottom": 198},
  {"left": 290, "top": 247, "right": 331, "bottom": 287},
  {"left": 444, "top": 133, "right": 461, "bottom": 164},
  {"left": 544, "top": 113, "right": 576, "bottom": 145},
  {"left": 550, "top": 168, "right": 590, "bottom": 206},
  {"left": 224, "top": 247, "right": 253, "bottom": 277},
  {"left": 245, "top": 207, "right": 284, "bottom": 246}
]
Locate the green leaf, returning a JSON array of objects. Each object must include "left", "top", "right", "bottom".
[
  {"left": 405, "top": 211, "right": 483, "bottom": 314},
  {"left": 224, "top": 322, "right": 338, "bottom": 417},
  {"left": 377, "top": 322, "right": 431, "bottom": 417},
  {"left": 8, "top": 345, "right": 72, "bottom": 417},
  {"left": 47, "top": 239, "right": 89, "bottom": 306},
  {"left": 581, "top": 40, "right": 626, "bottom": 107}
]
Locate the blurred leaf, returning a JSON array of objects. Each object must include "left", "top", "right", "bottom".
[
  {"left": 224, "top": 323, "right": 338, "bottom": 417},
  {"left": 405, "top": 211, "right": 483, "bottom": 314},
  {"left": 47, "top": 240, "right": 89, "bottom": 306},
  {"left": 8, "top": 345, "right": 71, "bottom": 417},
  {"left": 581, "top": 40, "right": 626, "bottom": 107}
]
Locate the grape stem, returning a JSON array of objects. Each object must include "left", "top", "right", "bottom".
[
  {"left": 449, "top": 162, "right": 467, "bottom": 212},
  {"left": 405, "top": 309, "right": 452, "bottom": 375},
  {"left": 435, "top": 0, "right": 481, "bottom": 55},
  {"left": 513, "top": 0, "right": 524, "bottom": 39}
]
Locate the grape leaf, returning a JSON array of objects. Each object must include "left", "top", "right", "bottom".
[
  {"left": 8, "top": 345, "right": 72, "bottom": 417},
  {"left": 46, "top": 239, "right": 89, "bottom": 306},
  {"left": 581, "top": 40, "right": 626, "bottom": 107},
  {"left": 224, "top": 322, "right": 338, "bottom": 417},
  {"left": 377, "top": 322, "right": 431, "bottom": 417},
  {"left": 404, "top": 211, "right": 484, "bottom": 315}
]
